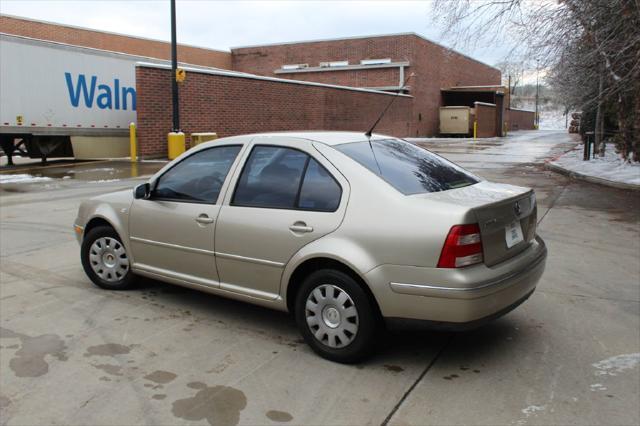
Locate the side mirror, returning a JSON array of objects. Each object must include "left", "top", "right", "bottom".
[{"left": 134, "top": 183, "right": 151, "bottom": 199}]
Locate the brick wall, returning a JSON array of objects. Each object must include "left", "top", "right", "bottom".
[
  {"left": 232, "top": 34, "right": 501, "bottom": 137},
  {"left": 136, "top": 66, "right": 413, "bottom": 157},
  {"left": 232, "top": 35, "right": 413, "bottom": 77},
  {"left": 475, "top": 103, "right": 497, "bottom": 138},
  {"left": 506, "top": 109, "right": 536, "bottom": 131},
  {"left": 0, "top": 14, "right": 232, "bottom": 69}
]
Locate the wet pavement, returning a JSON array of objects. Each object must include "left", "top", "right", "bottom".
[
  {"left": 0, "top": 160, "right": 166, "bottom": 200},
  {"left": 0, "top": 130, "right": 638, "bottom": 426}
]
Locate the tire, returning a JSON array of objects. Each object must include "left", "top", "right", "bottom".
[
  {"left": 294, "top": 269, "right": 378, "bottom": 363},
  {"left": 81, "top": 225, "right": 136, "bottom": 290}
]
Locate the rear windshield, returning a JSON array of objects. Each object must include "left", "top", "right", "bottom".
[{"left": 336, "top": 139, "right": 479, "bottom": 194}]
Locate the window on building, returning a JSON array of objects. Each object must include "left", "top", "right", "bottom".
[
  {"left": 360, "top": 58, "right": 392, "bottom": 66},
  {"left": 282, "top": 63, "right": 309, "bottom": 70}
]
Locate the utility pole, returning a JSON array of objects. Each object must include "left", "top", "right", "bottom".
[
  {"left": 170, "top": 0, "right": 179, "bottom": 132},
  {"left": 535, "top": 61, "right": 540, "bottom": 129},
  {"left": 167, "top": 0, "right": 185, "bottom": 160}
]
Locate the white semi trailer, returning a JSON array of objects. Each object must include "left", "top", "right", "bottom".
[{"left": 0, "top": 33, "right": 163, "bottom": 164}]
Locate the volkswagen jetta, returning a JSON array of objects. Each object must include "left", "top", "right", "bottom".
[{"left": 74, "top": 132, "right": 547, "bottom": 362}]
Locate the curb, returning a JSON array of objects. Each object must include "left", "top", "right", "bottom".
[{"left": 544, "top": 161, "right": 640, "bottom": 191}]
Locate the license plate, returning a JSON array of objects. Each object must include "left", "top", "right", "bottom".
[{"left": 505, "top": 220, "right": 524, "bottom": 248}]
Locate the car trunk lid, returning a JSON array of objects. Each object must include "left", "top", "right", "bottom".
[
  {"left": 414, "top": 181, "right": 537, "bottom": 267},
  {"left": 473, "top": 189, "right": 536, "bottom": 266}
]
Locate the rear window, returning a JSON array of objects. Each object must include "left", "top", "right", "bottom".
[{"left": 336, "top": 139, "right": 479, "bottom": 194}]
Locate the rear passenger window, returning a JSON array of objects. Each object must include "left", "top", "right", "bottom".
[
  {"left": 233, "top": 146, "right": 307, "bottom": 209},
  {"left": 232, "top": 146, "right": 342, "bottom": 211},
  {"left": 298, "top": 159, "right": 341, "bottom": 212}
]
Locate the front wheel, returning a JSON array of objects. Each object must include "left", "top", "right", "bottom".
[
  {"left": 81, "top": 225, "right": 135, "bottom": 290},
  {"left": 295, "top": 269, "right": 378, "bottom": 363}
]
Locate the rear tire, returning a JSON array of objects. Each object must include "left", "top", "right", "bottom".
[
  {"left": 294, "top": 269, "right": 377, "bottom": 363},
  {"left": 81, "top": 225, "right": 135, "bottom": 290}
]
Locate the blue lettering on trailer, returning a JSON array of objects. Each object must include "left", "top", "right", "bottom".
[{"left": 64, "top": 73, "right": 136, "bottom": 110}]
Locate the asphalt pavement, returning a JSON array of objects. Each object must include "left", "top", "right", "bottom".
[{"left": 1, "top": 130, "right": 638, "bottom": 426}]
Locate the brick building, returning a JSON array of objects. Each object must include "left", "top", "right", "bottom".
[
  {"left": 1, "top": 14, "right": 531, "bottom": 158},
  {"left": 232, "top": 34, "right": 502, "bottom": 137}
]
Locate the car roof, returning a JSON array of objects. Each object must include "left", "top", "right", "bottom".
[{"left": 209, "top": 131, "right": 394, "bottom": 147}]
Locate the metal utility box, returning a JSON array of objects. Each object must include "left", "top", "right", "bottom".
[
  {"left": 191, "top": 132, "right": 218, "bottom": 146},
  {"left": 439, "top": 106, "right": 474, "bottom": 135}
]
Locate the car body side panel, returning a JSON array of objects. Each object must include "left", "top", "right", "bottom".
[
  {"left": 128, "top": 200, "right": 221, "bottom": 283},
  {"left": 214, "top": 136, "right": 351, "bottom": 300},
  {"left": 75, "top": 189, "right": 134, "bottom": 260},
  {"left": 313, "top": 143, "right": 476, "bottom": 267},
  {"left": 127, "top": 141, "right": 250, "bottom": 286},
  {"left": 280, "top": 236, "right": 380, "bottom": 309}
]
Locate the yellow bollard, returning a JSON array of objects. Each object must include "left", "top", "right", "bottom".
[
  {"left": 129, "top": 122, "right": 137, "bottom": 162},
  {"left": 168, "top": 132, "right": 186, "bottom": 160},
  {"left": 473, "top": 121, "right": 477, "bottom": 140}
]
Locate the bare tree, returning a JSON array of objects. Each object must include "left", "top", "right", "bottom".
[{"left": 432, "top": 0, "right": 640, "bottom": 161}]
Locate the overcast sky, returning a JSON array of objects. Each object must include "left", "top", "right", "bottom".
[{"left": 1, "top": 0, "right": 512, "bottom": 67}]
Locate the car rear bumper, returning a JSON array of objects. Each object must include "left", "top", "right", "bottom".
[{"left": 365, "top": 236, "right": 547, "bottom": 324}]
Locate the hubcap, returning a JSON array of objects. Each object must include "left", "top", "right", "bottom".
[
  {"left": 305, "top": 284, "right": 359, "bottom": 348},
  {"left": 89, "top": 237, "right": 129, "bottom": 283}
]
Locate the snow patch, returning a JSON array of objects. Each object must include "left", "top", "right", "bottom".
[
  {"left": 515, "top": 405, "right": 546, "bottom": 425},
  {"left": 521, "top": 405, "right": 546, "bottom": 415},
  {"left": 550, "top": 145, "right": 640, "bottom": 186},
  {"left": 539, "top": 109, "right": 568, "bottom": 130},
  {"left": 592, "top": 353, "right": 640, "bottom": 376},
  {"left": 590, "top": 383, "right": 607, "bottom": 391},
  {"left": 87, "top": 179, "right": 120, "bottom": 183},
  {"left": 0, "top": 174, "right": 53, "bottom": 184}
]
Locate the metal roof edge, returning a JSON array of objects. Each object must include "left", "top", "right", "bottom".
[
  {"left": 0, "top": 13, "right": 231, "bottom": 54},
  {"left": 136, "top": 62, "right": 413, "bottom": 98}
]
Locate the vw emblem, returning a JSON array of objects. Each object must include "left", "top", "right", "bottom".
[{"left": 514, "top": 201, "right": 522, "bottom": 216}]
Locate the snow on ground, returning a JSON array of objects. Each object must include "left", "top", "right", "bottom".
[
  {"left": 0, "top": 174, "right": 52, "bottom": 184},
  {"left": 550, "top": 144, "right": 640, "bottom": 186},
  {"left": 592, "top": 353, "right": 640, "bottom": 377},
  {"left": 539, "top": 108, "right": 568, "bottom": 130}
]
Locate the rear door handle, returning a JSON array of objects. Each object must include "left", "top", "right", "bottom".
[
  {"left": 195, "top": 214, "right": 215, "bottom": 224},
  {"left": 289, "top": 222, "right": 313, "bottom": 233}
]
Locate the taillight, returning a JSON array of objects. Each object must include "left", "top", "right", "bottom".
[{"left": 437, "top": 224, "right": 484, "bottom": 268}]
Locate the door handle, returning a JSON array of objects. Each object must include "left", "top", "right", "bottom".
[
  {"left": 195, "top": 214, "right": 215, "bottom": 224},
  {"left": 289, "top": 222, "right": 313, "bottom": 233}
]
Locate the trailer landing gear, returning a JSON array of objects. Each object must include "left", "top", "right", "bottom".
[{"left": 0, "top": 136, "right": 28, "bottom": 166}]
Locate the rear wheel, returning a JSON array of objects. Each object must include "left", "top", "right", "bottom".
[
  {"left": 295, "top": 269, "right": 377, "bottom": 363},
  {"left": 81, "top": 225, "right": 135, "bottom": 290}
]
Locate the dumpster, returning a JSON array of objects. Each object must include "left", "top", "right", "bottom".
[
  {"left": 439, "top": 106, "right": 474, "bottom": 136},
  {"left": 191, "top": 132, "right": 218, "bottom": 147}
]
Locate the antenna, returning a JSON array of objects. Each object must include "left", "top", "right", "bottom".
[{"left": 365, "top": 72, "right": 415, "bottom": 137}]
